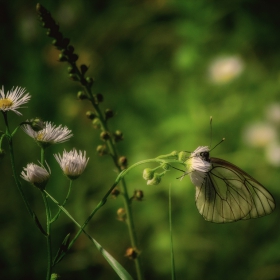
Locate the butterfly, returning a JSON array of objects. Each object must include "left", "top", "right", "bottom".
[{"left": 184, "top": 145, "right": 275, "bottom": 223}]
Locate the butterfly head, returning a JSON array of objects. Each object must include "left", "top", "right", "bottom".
[
  {"left": 187, "top": 146, "right": 212, "bottom": 173},
  {"left": 191, "top": 146, "right": 210, "bottom": 162}
]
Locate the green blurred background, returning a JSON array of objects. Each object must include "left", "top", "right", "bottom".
[{"left": 1, "top": 0, "right": 280, "bottom": 279}]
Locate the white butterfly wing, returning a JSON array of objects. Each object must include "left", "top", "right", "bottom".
[{"left": 195, "top": 157, "right": 275, "bottom": 223}]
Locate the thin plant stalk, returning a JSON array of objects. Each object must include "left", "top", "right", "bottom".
[
  {"left": 40, "top": 147, "right": 52, "bottom": 280},
  {"left": 2, "top": 111, "right": 46, "bottom": 235},
  {"left": 41, "top": 191, "right": 52, "bottom": 280}
]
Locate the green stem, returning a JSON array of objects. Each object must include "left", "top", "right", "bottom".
[
  {"left": 41, "top": 191, "right": 52, "bottom": 280},
  {"left": 40, "top": 147, "right": 52, "bottom": 279},
  {"left": 70, "top": 62, "right": 146, "bottom": 278},
  {"left": 1, "top": 112, "right": 46, "bottom": 235},
  {"left": 54, "top": 157, "right": 183, "bottom": 265},
  {"left": 50, "top": 180, "right": 73, "bottom": 223}
]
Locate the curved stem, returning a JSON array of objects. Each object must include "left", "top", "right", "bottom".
[
  {"left": 50, "top": 180, "right": 73, "bottom": 223},
  {"left": 41, "top": 191, "right": 52, "bottom": 280}
]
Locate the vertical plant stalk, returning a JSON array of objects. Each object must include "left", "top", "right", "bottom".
[
  {"left": 40, "top": 147, "right": 52, "bottom": 280},
  {"left": 2, "top": 112, "right": 46, "bottom": 235},
  {"left": 36, "top": 4, "right": 143, "bottom": 279},
  {"left": 41, "top": 191, "right": 52, "bottom": 280}
]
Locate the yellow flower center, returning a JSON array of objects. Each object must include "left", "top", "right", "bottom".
[
  {"left": 0, "top": 99, "right": 13, "bottom": 109},
  {"left": 36, "top": 132, "right": 45, "bottom": 141}
]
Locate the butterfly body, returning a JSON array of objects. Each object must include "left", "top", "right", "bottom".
[{"left": 186, "top": 146, "right": 275, "bottom": 223}]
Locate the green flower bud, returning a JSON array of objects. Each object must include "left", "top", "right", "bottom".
[
  {"left": 96, "top": 145, "right": 107, "bottom": 156},
  {"left": 92, "top": 118, "right": 101, "bottom": 129},
  {"left": 30, "top": 118, "right": 45, "bottom": 132},
  {"left": 51, "top": 273, "right": 59, "bottom": 280},
  {"left": 86, "top": 77, "right": 94, "bottom": 87},
  {"left": 143, "top": 168, "right": 154, "bottom": 180},
  {"left": 161, "top": 163, "right": 170, "bottom": 171},
  {"left": 100, "top": 131, "right": 110, "bottom": 141},
  {"left": 147, "top": 173, "right": 162, "bottom": 185},
  {"left": 86, "top": 111, "right": 96, "bottom": 120},
  {"left": 114, "top": 130, "right": 123, "bottom": 142},
  {"left": 77, "top": 91, "right": 87, "bottom": 100}
]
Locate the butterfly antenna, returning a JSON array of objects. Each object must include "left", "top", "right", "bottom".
[
  {"left": 210, "top": 138, "right": 225, "bottom": 152},
  {"left": 209, "top": 116, "right": 213, "bottom": 148}
]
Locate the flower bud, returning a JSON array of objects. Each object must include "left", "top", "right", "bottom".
[
  {"left": 143, "top": 168, "right": 154, "bottom": 180},
  {"left": 125, "top": 247, "right": 138, "bottom": 260},
  {"left": 133, "top": 190, "right": 144, "bottom": 201},
  {"left": 118, "top": 156, "right": 127, "bottom": 170},
  {"left": 92, "top": 118, "right": 101, "bottom": 129},
  {"left": 51, "top": 273, "right": 59, "bottom": 280},
  {"left": 111, "top": 188, "right": 120, "bottom": 198},
  {"left": 77, "top": 91, "right": 87, "bottom": 100},
  {"left": 86, "top": 77, "right": 94, "bottom": 87},
  {"left": 30, "top": 118, "right": 45, "bottom": 132},
  {"left": 147, "top": 173, "right": 162, "bottom": 186},
  {"left": 69, "top": 53, "right": 78, "bottom": 62},
  {"left": 105, "top": 109, "right": 114, "bottom": 120},
  {"left": 67, "top": 66, "right": 75, "bottom": 74},
  {"left": 58, "top": 53, "right": 67, "bottom": 62},
  {"left": 117, "top": 208, "right": 126, "bottom": 222},
  {"left": 80, "top": 64, "right": 88, "bottom": 75},
  {"left": 96, "top": 93, "right": 103, "bottom": 103},
  {"left": 161, "top": 163, "right": 170, "bottom": 171},
  {"left": 69, "top": 73, "right": 79, "bottom": 81},
  {"left": 114, "top": 130, "right": 123, "bottom": 142},
  {"left": 86, "top": 111, "right": 96, "bottom": 120},
  {"left": 100, "top": 131, "right": 110, "bottom": 141},
  {"left": 96, "top": 145, "right": 107, "bottom": 156}
]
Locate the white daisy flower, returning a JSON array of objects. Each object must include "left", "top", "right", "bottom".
[
  {"left": 54, "top": 149, "right": 89, "bottom": 179},
  {"left": 0, "top": 86, "right": 31, "bottom": 115},
  {"left": 21, "top": 163, "right": 50, "bottom": 189},
  {"left": 22, "top": 121, "right": 73, "bottom": 147}
]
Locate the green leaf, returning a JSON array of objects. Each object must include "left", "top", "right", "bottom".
[
  {"left": 87, "top": 234, "right": 134, "bottom": 280},
  {"left": 45, "top": 191, "right": 134, "bottom": 279}
]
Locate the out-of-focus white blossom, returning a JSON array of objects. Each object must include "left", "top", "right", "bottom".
[
  {"left": 265, "top": 103, "right": 280, "bottom": 124},
  {"left": 265, "top": 142, "right": 280, "bottom": 166},
  {"left": 208, "top": 56, "right": 244, "bottom": 84},
  {"left": 243, "top": 123, "right": 277, "bottom": 148}
]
